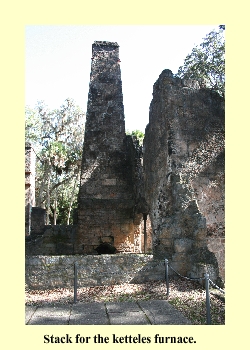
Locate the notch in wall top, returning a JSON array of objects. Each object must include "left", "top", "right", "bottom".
[{"left": 93, "top": 41, "right": 119, "bottom": 48}]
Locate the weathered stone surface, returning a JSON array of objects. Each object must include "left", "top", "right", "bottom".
[
  {"left": 143, "top": 69, "right": 225, "bottom": 284},
  {"left": 25, "top": 225, "right": 77, "bottom": 255},
  {"left": 75, "top": 41, "right": 151, "bottom": 254},
  {"left": 25, "top": 254, "right": 165, "bottom": 289},
  {"left": 30, "top": 207, "right": 46, "bottom": 236},
  {"left": 174, "top": 238, "right": 193, "bottom": 253}
]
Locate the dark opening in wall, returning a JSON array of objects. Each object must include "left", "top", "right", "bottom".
[{"left": 95, "top": 242, "right": 117, "bottom": 254}]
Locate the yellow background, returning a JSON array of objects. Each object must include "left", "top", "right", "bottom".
[{"left": 1, "top": 1, "right": 249, "bottom": 348}]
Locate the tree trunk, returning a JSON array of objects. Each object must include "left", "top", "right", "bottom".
[
  {"left": 67, "top": 170, "right": 80, "bottom": 225},
  {"left": 46, "top": 168, "right": 51, "bottom": 225},
  {"left": 53, "top": 175, "right": 58, "bottom": 225},
  {"left": 53, "top": 198, "right": 57, "bottom": 225}
]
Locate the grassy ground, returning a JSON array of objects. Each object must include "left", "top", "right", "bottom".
[{"left": 25, "top": 277, "right": 225, "bottom": 325}]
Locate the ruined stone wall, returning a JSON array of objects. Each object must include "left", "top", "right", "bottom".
[
  {"left": 76, "top": 42, "right": 147, "bottom": 254},
  {"left": 31, "top": 207, "right": 46, "bottom": 236},
  {"left": 143, "top": 70, "right": 225, "bottom": 283},
  {"left": 126, "top": 135, "right": 152, "bottom": 253},
  {"left": 25, "top": 254, "right": 164, "bottom": 290},
  {"left": 26, "top": 225, "right": 77, "bottom": 256}
]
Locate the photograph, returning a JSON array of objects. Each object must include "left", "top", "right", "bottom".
[
  {"left": 25, "top": 24, "right": 225, "bottom": 327},
  {"left": 2, "top": 1, "right": 249, "bottom": 349}
]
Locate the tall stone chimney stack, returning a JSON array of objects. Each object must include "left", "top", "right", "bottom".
[
  {"left": 85, "top": 41, "right": 125, "bottom": 148},
  {"left": 76, "top": 41, "right": 142, "bottom": 254}
]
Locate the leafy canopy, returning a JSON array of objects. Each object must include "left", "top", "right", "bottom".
[
  {"left": 25, "top": 98, "right": 85, "bottom": 224},
  {"left": 126, "top": 129, "right": 144, "bottom": 146},
  {"left": 176, "top": 25, "right": 225, "bottom": 97}
]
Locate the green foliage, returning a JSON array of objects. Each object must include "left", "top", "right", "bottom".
[
  {"left": 176, "top": 26, "right": 225, "bottom": 97},
  {"left": 54, "top": 182, "right": 79, "bottom": 224},
  {"left": 126, "top": 129, "right": 145, "bottom": 146},
  {"left": 25, "top": 98, "right": 85, "bottom": 224},
  {"left": 25, "top": 106, "right": 42, "bottom": 143}
]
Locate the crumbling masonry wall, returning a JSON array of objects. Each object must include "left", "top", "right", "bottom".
[
  {"left": 26, "top": 225, "right": 77, "bottom": 255},
  {"left": 25, "top": 254, "right": 164, "bottom": 290},
  {"left": 143, "top": 70, "right": 225, "bottom": 283}
]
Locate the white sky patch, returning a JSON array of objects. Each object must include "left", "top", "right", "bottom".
[{"left": 25, "top": 25, "right": 217, "bottom": 132}]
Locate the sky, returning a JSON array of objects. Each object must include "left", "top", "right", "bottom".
[{"left": 25, "top": 25, "right": 217, "bottom": 132}]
